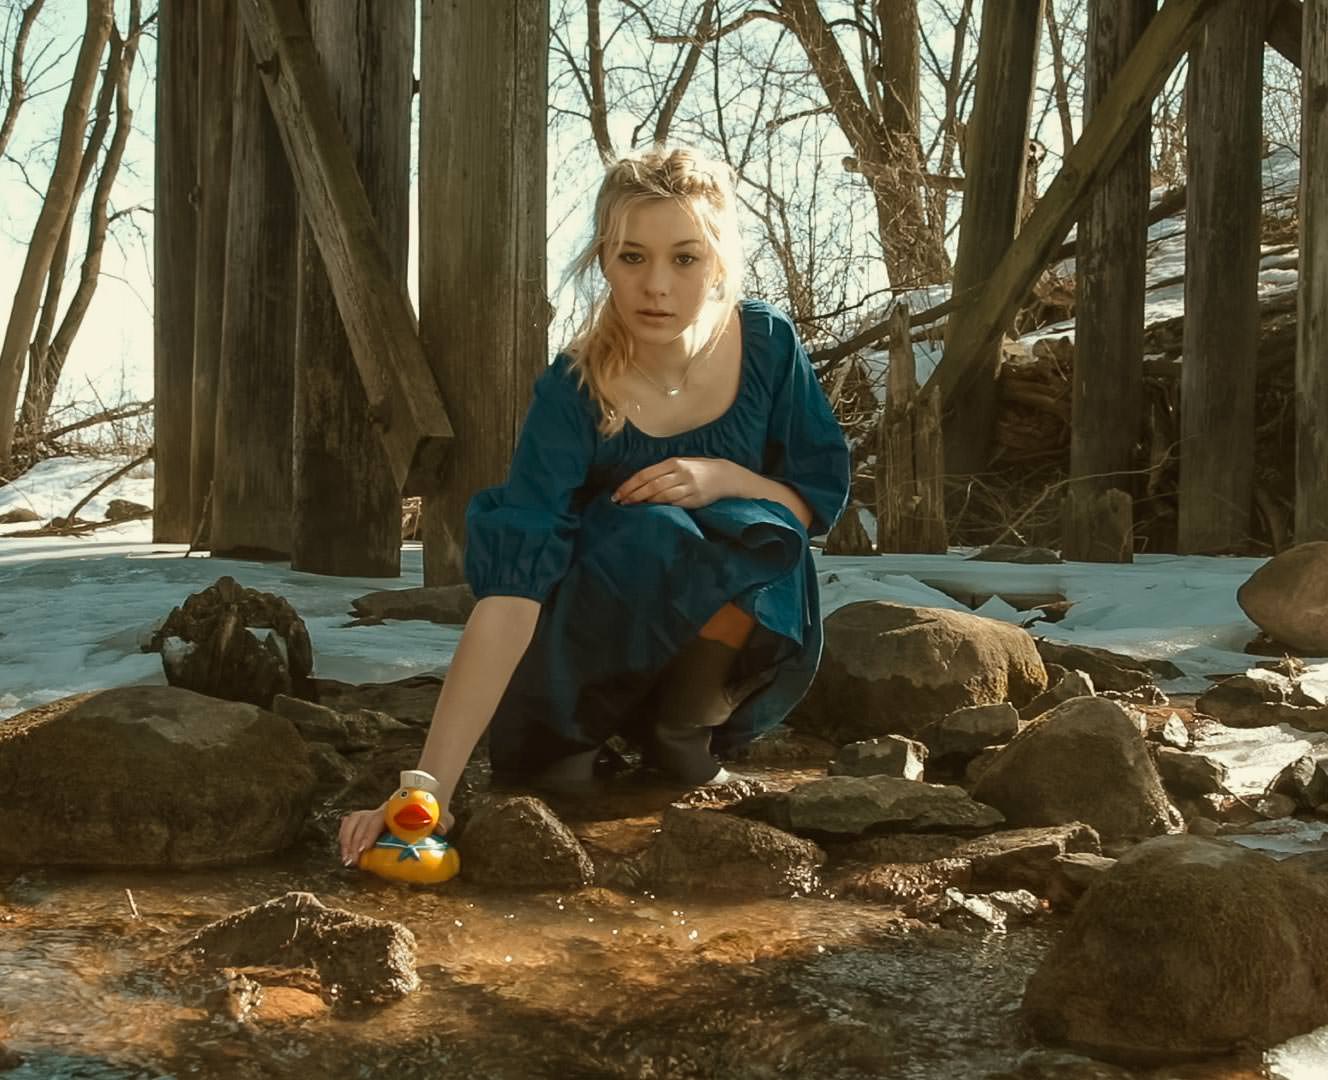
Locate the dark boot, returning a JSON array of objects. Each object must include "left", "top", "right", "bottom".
[{"left": 645, "top": 636, "right": 743, "bottom": 785}]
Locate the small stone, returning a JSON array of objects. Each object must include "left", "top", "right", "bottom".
[
  {"left": 828, "top": 735, "right": 927, "bottom": 779},
  {"left": 1154, "top": 747, "right": 1229, "bottom": 796},
  {"left": 1158, "top": 713, "right": 1190, "bottom": 749},
  {"left": 916, "top": 703, "right": 1020, "bottom": 761},
  {"left": 1020, "top": 669, "right": 1096, "bottom": 721}
]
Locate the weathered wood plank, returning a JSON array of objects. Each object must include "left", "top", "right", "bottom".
[
  {"left": 1178, "top": 0, "right": 1264, "bottom": 554},
  {"left": 236, "top": 0, "right": 453, "bottom": 496},
  {"left": 190, "top": 0, "right": 235, "bottom": 544},
  {"left": 940, "top": 0, "right": 1044, "bottom": 475},
  {"left": 291, "top": 0, "right": 410, "bottom": 577},
  {"left": 1267, "top": 0, "right": 1303, "bottom": 67},
  {"left": 926, "top": 0, "right": 1219, "bottom": 427},
  {"left": 211, "top": 25, "right": 296, "bottom": 557},
  {"left": 418, "top": 0, "right": 549, "bottom": 585},
  {"left": 1297, "top": 0, "right": 1328, "bottom": 541},
  {"left": 1065, "top": 0, "right": 1155, "bottom": 563},
  {"left": 154, "top": 0, "right": 198, "bottom": 542}
]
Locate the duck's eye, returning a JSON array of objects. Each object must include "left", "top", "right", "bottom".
[{"left": 398, "top": 790, "right": 409, "bottom": 798}]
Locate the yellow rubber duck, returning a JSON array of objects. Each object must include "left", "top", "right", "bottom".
[{"left": 357, "top": 769, "right": 461, "bottom": 885}]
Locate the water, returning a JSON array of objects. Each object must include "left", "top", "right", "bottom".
[{"left": 0, "top": 857, "right": 1067, "bottom": 1080}]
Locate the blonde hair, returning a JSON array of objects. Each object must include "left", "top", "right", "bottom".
[{"left": 558, "top": 145, "right": 745, "bottom": 437}]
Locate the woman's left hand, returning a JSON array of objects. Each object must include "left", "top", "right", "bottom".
[{"left": 612, "top": 457, "right": 742, "bottom": 510}]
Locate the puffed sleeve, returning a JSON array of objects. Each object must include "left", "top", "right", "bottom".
[
  {"left": 762, "top": 311, "right": 852, "bottom": 537},
  {"left": 464, "top": 357, "right": 597, "bottom": 602}
]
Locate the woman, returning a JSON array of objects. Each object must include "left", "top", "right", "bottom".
[{"left": 339, "top": 145, "right": 850, "bottom": 865}]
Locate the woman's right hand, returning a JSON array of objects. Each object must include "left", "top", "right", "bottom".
[{"left": 337, "top": 800, "right": 456, "bottom": 867}]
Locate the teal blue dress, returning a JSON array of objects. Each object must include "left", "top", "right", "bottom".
[{"left": 464, "top": 299, "right": 852, "bottom": 776}]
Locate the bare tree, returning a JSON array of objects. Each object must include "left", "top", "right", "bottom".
[
  {"left": 0, "top": 0, "right": 113, "bottom": 476},
  {"left": 17, "top": 1, "right": 147, "bottom": 441},
  {"left": 0, "top": 0, "right": 46, "bottom": 161}
]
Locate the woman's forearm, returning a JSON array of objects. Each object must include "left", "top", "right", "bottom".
[
  {"left": 417, "top": 594, "right": 541, "bottom": 805},
  {"left": 729, "top": 465, "right": 814, "bottom": 528}
]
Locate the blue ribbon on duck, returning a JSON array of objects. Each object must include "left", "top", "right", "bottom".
[{"left": 372, "top": 833, "right": 452, "bottom": 862}]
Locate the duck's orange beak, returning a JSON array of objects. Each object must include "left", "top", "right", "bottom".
[{"left": 392, "top": 802, "right": 435, "bottom": 830}]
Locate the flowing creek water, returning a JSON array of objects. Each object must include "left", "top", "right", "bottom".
[{"left": 0, "top": 767, "right": 1313, "bottom": 1080}]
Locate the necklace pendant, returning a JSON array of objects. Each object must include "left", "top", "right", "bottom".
[{"left": 666, "top": 386, "right": 682, "bottom": 397}]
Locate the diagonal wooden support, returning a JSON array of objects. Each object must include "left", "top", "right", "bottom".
[
  {"left": 1266, "top": 0, "right": 1303, "bottom": 68},
  {"left": 925, "top": 0, "right": 1218, "bottom": 415},
  {"left": 237, "top": 0, "right": 453, "bottom": 496}
]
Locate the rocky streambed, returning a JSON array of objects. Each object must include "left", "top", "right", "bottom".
[{"left": 6, "top": 566, "right": 1328, "bottom": 1078}]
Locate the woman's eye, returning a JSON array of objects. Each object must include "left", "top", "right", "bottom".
[{"left": 676, "top": 254, "right": 697, "bottom": 266}]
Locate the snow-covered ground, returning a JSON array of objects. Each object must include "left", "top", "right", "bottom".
[{"left": 2, "top": 453, "right": 1323, "bottom": 723}]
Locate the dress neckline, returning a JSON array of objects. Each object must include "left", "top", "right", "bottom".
[{"left": 623, "top": 299, "right": 751, "bottom": 441}]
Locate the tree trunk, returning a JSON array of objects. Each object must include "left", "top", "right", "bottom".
[
  {"left": 940, "top": 0, "right": 1044, "bottom": 475},
  {"left": 190, "top": 0, "right": 237, "bottom": 545},
  {"left": 418, "top": 0, "right": 549, "bottom": 585},
  {"left": 211, "top": 22, "right": 297, "bottom": 557},
  {"left": 153, "top": 0, "right": 198, "bottom": 541},
  {"left": 291, "top": 0, "right": 410, "bottom": 577},
  {"left": 0, "top": 0, "right": 113, "bottom": 476},
  {"left": 1065, "top": 0, "right": 1157, "bottom": 563},
  {"left": 1297, "top": 0, "right": 1328, "bottom": 542},
  {"left": 1178, "top": 0, "right": 1264, "bottom": 553},
  {"left": 17, "top": 18, "right": 120, "bottom": 442}
]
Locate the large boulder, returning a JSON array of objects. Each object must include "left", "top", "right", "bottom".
[
  {"left": 636, "top": 806, "right": 824, "bottom": 896},
  {"left": 793, "top": 601, "right": 1048, "bottom": 743},
  {"left": 1237, "top": 542, "right": 1328, "bottom": 655},
  {"left": 1022, "top": 835, "right": 1328, "bottom": 1064},
  {"left": 0, "top": 686, "right": 315, "bottom": 867},
  {"left": 972, "top": 697, "right": 1181, "bottom": 841}
]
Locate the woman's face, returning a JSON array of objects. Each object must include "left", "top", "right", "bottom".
[{"left": 601, "top": 198, "right": 719, "bottom": 346}]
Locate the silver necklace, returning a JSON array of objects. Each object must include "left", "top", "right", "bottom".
[{"left": 629, "top": 341, "right": 714, "bottom": 400}]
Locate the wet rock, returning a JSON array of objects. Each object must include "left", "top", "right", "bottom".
[
  {"left": 832, "top": 857, "right": 973, "bottom": 903},
  {"left": 952, "top": 823, "right": 1102, "bottom": 892},
  {"left": 0, "top": 686, "right": 314, "bottom": 867},
  {"left": 1153, "top": 747, "right": 1229, "bottom": 796},
  {"left": 105, "top": 498, "right": 150, "bottom": 521},
  {"left": 972, "top": 697, "right": 1182, "bottom": 841},
  {"left": 0, "top": 507, "right": 39, "bottom": 524},
  {"left": 826, "top": 833, "right": 964, "bottom": 866},
  {"left": 348, "top": 585, "right": 476, "bottom": 626},
  {"left": 670, "top": 776, "right": 770, "bottom": 809},
  {"left": 0, "top": 1042, "right": 21, "bottom": 1070},
  {"left": 794, "top": 601, "right": 1047, "bottom": 743},
  {"left": 828, "top": 735, "right": 927, "bottom": 779},
  {"left": 271, "top": 694, "right": 413, "bottom": 753},
  {"left": 1272, "top": 753, "right": 1328, "bottom": 809},
  {"left": 917, "top": 703, "right": 1021, "bottom": 762},
  {"left": 736, "top": 775, "right": 1004, "bottom": 837},
  {"left": 1195, "top": 671, "right": 1328, "bottom": 731},
  {"left": 145, "top": 576, "right": 314, "bottom": 708},
  {"left": 304, "top": 674, "right": 442, "bottom": 728},
  {"left": 986, "top": 1047, "right": 1138, "bottom": 1078},
  {"left": 1022, "top": 834, "right": 1328, "bottom": 1064},
  {"left": 1019, "top": 670, "right": 1095, "bottom": 721},
  {"left": 1033, "top": 640, "right": 1181, "bottom": 692},
  {"left": 727, "top": 726, "right": 836, "bottom": 767},
  {"left": 638, "top": 806, "right": 824, "bottom": 896},
  {"left": 1236, "top": 541, "right": 1328, "bottom": 655},
  {"left": 172, "top": 892, "right": 417, "bottom": 1005},
  {"left": 909, "top": 887, "right": 1011, "bottom": 931},
  {"left": 1045, "top": 852, "right": 1117, "bottom": 908},
  {"left": 455, "top": 795, "right": 594, "bottom": 888},
  {"left": 304, "top": 742, "right": 358, "bottom": 792}
]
